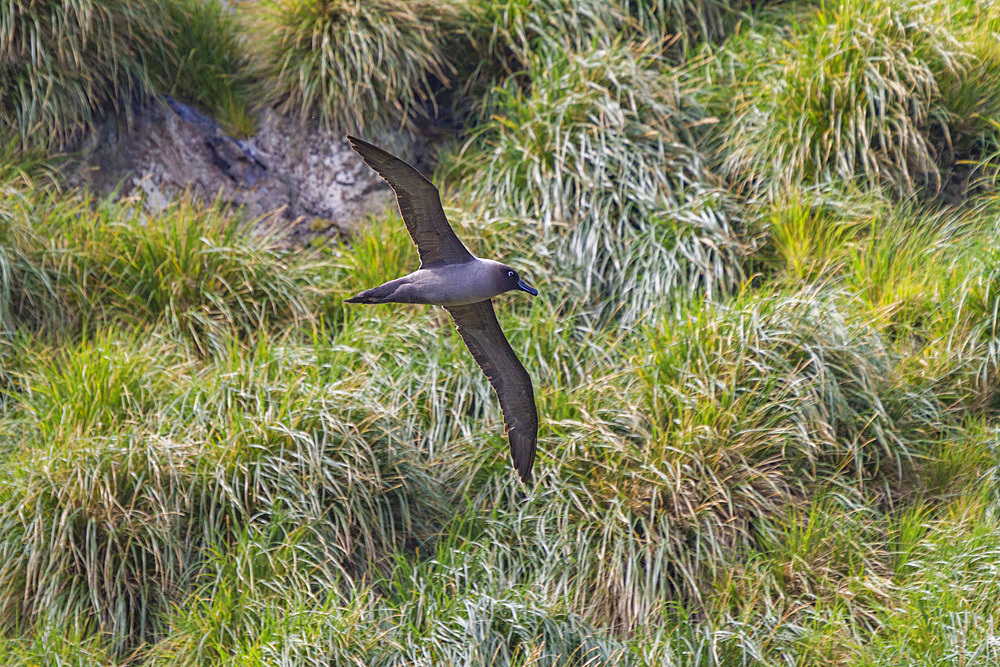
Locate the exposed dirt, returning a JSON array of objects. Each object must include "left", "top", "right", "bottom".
[{"left": 62, "top": 98, "right": 410, "bottom": 245}]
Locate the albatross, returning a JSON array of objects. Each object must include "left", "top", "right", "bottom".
[{"left": 344, "top": 136, "right": 539, "bottom": 484}]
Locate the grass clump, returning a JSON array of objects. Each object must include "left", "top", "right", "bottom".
[
  {"left": 563, "top": 292, "right": 931, "bottom": 625},
  {"left": 0, "top": 0, "right": 167, "bottom": 150},
  {"left": 244, "top": 0, "right": 456, "bottom": 135},
  {"left": 753, "top": 188, "right": 877, "bottom": 285},
  {"left": 630, "top": 0, "right": 755, "bottom": 49},
  {"left": 0, "top": 618, "right": 116, "bottom": 667},
  {"left": 850, "top": 490, "right": 1000, "bottom": 663},
  {"left": 458, "top": 0, "right": 628, "bottom": 81},
  {"left": 0, "top": 426, "right": 195, "bottom": 650},
  {"left": 444, "top": 41, "right": 745, "bottom": 320},
  {"left": 719, "top": 0, "right": 1000, "bottom": 196},
  {"left": 19, "top": 331, "right": 185, "bottom": 440},
  {"left": 376, "top": 530, "right": 628, "bottom": 666},
  {"left": 1, "top": 188, "right": 318, "bottom": 350},
  {"left": 412, "top": 284, "right": 957, "bottom": 635},
  {"left": 755, "top": 190, "right": 1000, "bottom": 415},
  {"left": 0, "top": 326, "right": 449, "bottom": 653},
  {"left": 0, "top": 194, "right": 61, "bottom": 334},
  {"left": 457, "top": 0, "right": 750, "bottom": 90},
  {"left": 147, "top": 522, "right": 383, "bottom": 666}
]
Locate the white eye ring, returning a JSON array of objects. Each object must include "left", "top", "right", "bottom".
[{"left": 508, "top": 271, "right": 515, "bottom": 277}]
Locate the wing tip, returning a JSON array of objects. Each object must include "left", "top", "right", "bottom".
[
  {"left": 345, "top": 135, "right": 400, "bottom": 177},
  {"left": 345, "top": 135, "right": 368, "bottom": 152},
  {"left": 515, "top": 464, "right": 533, "bottom": 485},
  {"left": 510, "top": 430, "right": 537, "bottom": 485}
]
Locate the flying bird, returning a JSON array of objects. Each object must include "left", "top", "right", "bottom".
[{"left": 344, "top": 135, "right": 539, "bottom": 483}]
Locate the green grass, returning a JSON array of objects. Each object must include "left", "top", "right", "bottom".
[
  {"left": 629, "top": 0, "right": 755, "bottom": 50},
  {"left": 458, "top": 0, "right": 628, "bottom": 79},
  {"left": 457, "top": 0, "right": 749, "bottom": 89},
  {"left": 4, "top": 0, "right": 1000, "bottom": 664},
  {"left": 441, "top": 40, "right": 746, "bottom": 320},
  {"left": 0, "top": 188, "right": 320, "bottom": 351},
  {"left": 716, "top": 0, "right": 1000, "bottom": 196}
]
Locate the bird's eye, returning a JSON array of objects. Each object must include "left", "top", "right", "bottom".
[{"left": 508, "top": 271, "right": 515, "bottom": 277}]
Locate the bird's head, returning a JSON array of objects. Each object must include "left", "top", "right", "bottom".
[{"left": 497, "top": 264, "right": 538, "bottom": 297}]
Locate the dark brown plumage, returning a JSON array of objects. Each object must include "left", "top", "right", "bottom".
[
  {"left": 444, "top": 301, "right": 538, "bottom": 483},
  {"left": 347, "top": 137, "right": 473, "bottom": 268},
  {"left": 345, "top": 135, "right": 539, "bottom": 483}
]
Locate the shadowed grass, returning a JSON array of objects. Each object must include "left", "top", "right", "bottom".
[
  {"left": 0, "top": 192, "right": 63, "bottom": 334},
  {"left": 152, "top": 0, "right": 258, "bottom": 138}
]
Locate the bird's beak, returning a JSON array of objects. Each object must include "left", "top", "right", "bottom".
[{"left": 517, "top": 278, "right": 538, "bottom": 296}]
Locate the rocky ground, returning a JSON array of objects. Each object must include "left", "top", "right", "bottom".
[{"left": 62, "top": 98, "right": 415, "bottom": 246}]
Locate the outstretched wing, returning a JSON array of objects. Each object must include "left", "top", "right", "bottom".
[
  {"left": 347, "top": 136, "right": 474, "bottom": 268},
  {"left": 445, "top": 300, "right": 538, "bottom": 483}
]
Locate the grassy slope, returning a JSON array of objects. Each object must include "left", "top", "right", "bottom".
[{"left": 2, "top": 0, "right": 1000, "bottom": 664}]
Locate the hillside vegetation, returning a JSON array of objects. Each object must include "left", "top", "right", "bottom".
[{"left": 2, "top": 0, "right": 1000, "bottom": 664}]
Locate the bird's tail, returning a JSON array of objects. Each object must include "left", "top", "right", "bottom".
[
  {"left": 344, "top": 289, "right": 381, "bottom": 304},
  {"left": 344, "top": 279, "right": 404, "bottom": 304}
]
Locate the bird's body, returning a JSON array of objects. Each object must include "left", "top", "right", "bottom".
[
  {"left": 347, "top": 259, "right": 521, "bottom": 306},
  {"left": 344, "top": 135, "right": 540, "bottom": 483}
]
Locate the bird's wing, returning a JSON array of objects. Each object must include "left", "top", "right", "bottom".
[
  {"left": 347, "top": 136, "right": 475, "bottom": 268},
  {"left": 445, "top": 300, "right": 538, "bottom": 483}
]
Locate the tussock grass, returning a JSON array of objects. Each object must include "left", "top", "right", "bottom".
[
  {"left": 458, "top": 0, "right": 749, "bottom": 91},
  {"left": 0, "top": 426, "right": 193, "bottom": 651},
  {"left": 630, "top": 0, "right": 753, "bottom": 48},
  {"left": 757, "top": 190, "right": 1000, "bottom": 414},
  {"left": 0, "top": 188, "right": 318, "bottom": 349},
  {"left": 514, "top": 290, "right": 942, "bottom": 628},
  {"left": 0, "top": 325, "right": 448, "bottom": 652},
  {"left": 377, "top": 531, "right": 628, "bottom": 666},
  {"left": 459, "top": 0, "right": 629, "bottom": 80},
  {"left": 147, "top": 521, "right": 382, "bottom": 666},
  {"left": 857, "top": 489, "right": 1000, "bottom": 663},
  {"left": 443, "top": 41, "right": 746, "bottom": 320},
  {"left": 719, "top": 0, "right": 1000, "bottom": 196},
  {"left": 0, "top": 618, "right": 116, "bottom": 667},
  {"left": 364, "top": 281, "right": 975, "bottom": 638},
  {"left": 753, "top": 188, "right": 881, "bottom": 284},
  {"left": 3, "top": 0, "right": 1000, "bottom": 662},
  {"left": 20, "top": 330, "right": 186, "bottom": 439},
  {"left": 2, "top": 195, "right": 999, "bottom": 660},
  {"left": 244, "top": 0, "right": 456, "bottom": 135},
  {"left": 0, "top": 193, "right": 62, "bottom": 334},
  {"left": 0, "top": 0, "right": 166, "bottom": 149}
]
